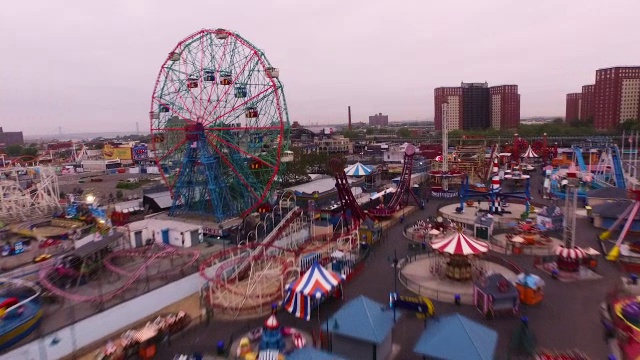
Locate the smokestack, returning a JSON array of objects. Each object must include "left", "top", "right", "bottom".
[{"left": 348, "top": 106, "right": 352, "bottom": 131}]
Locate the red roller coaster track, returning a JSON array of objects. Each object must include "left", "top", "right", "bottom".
[{"left": 369, "top": 144, "right": 421, "bottom": 217}]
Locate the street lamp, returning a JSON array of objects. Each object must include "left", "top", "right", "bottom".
[
  {"left": 389, "top": 249, "right": 399, "bottom": 322},
  {"left": 85, "top": 194, "right": 95, "bottom": 204}
]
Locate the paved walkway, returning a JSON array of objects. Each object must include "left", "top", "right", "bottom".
[{"left": 400, "top": 255, "right": 519, "bottom": 304}]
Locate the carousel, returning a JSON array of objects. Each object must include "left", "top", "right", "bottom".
[
  {"left": 430, "top": 229, "right": 489, "bottom": 281},
  {"left": 235, "top": 308, "right": 308, "bottom": 360}
]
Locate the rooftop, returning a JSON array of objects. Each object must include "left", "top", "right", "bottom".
[{"left": 325, "top": 295, "right": 397, "bottom": 344}]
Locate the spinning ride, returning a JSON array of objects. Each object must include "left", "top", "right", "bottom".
[{"left": 150, "top": 28, "right": 290, "bottom": 222}]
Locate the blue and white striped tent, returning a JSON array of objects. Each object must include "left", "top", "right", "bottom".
[{"left": 344, "top": 162, "right": 373, "bottom": 177}]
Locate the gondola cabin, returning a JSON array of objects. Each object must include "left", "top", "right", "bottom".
[
  {"left": 234, "top": 85, "right": 248, "bottom": 98},
  {"left": 203, "top": 69, "right": 216, "bottom": 82},
  {"left": 250, "top": 161, "right": 263, "bottom": 170},
  {"left": 219, "top": 71, "right": 232, "bottom": 85},
  {"left": 159, "top": 105, "right": 170, "bottom": 113},
  {"left": 214, "top": 28, "right": 229, "bottom": 40},
  {"left": 149, "top": 111, "right": 159, "bottom": 120},
  {"left": 169, "top": 52, "right": 180, "bottom": 61},
  {"left": 266, "top": 67, "right": 279, "bottom": 79},
  {"left": 187, "top": 76, "right": 199, "bottom": 89},
  {"left": 245, "top": 107, "right": 259, "bottom": 118}
]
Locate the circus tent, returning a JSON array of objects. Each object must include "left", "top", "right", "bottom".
[
  {"left": 283, "top": 262, "right": 345, "bottom": 320},
  {"left": 430, "top": 230, "right": 489, "bottom": 256},
  {"left": 345, "top": 162, "right": 373, "bottom": 176},
  {"left": 522, "top": 145, "right": 539, "bottom": 159}
]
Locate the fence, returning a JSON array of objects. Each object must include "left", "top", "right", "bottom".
[{"left": 397, "top": 251, "right": 523, "bottom": 303}]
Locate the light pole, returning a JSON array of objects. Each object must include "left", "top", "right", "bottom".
[{"left": 391, "top": 249, "right": 399, "bottom": 322}]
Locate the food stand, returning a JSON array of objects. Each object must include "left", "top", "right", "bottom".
[{"left": 473, "top": 273, "right": 520, "bottom": 319}]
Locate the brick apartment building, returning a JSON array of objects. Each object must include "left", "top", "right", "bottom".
[
  {"left": 565, "top": 93, "right": 582, "bottom": 122},
  {"left": 434, "top": 87, "right": 462, "bottom": 131},
  {"left": 566, "top": 66, "right": 640, "bottom": 129},
  {"left": 434, "top": 83, "right": 520, "bottom": 131},
  {"left": 580, "top": 84, "right": 595, "bottom": 121},
  {"left": 368, "top": 113, "right": 389, "bottom": 126},
  {"left": 490, "top": 85, "right": 520, "bottom": 130},
  {"left": 0, "top": 127, "right": 24, "bottom": 147}
]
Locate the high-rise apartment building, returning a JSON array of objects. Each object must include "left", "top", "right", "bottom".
[
  {"left": 580, "top": 84, "right": 595, "bottom": 121},
  {"left": 593, "top": 66, "right": 640, "bottom": 129},
  {"left": 490, "top": 85, "right": 520, "bottom": 130},
  {"left": 434, "top": 82, "right": 519, "bottom": 131},
  {"left": 565, "top": 93, "right": 582, "bottom": 122},
  {"left": 434, "top": 87, "right": 462, "bottom": 131},
  {"left": 462, "top": 82, "right": 491, "bottom": 130},
  {"left": 368, "top": 113, "right": 389, "bottom": 126}
]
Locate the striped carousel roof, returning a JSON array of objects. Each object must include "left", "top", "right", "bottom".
[
  {"left": 430, "top": 230, "right": 489, "bottom": 256},
  {"left": 554, "top": 245, "right": 586, "bottom": 259},
  {"left": 345, "top": 162, "right": 373, "bottom": 176},
  {"left": 522, "top": 145, "right": 539, "bottom": 158}
]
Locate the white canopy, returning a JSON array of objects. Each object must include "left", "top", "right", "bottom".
[{"left": 522, "top": 145, "right": 539, "bottom": 158}]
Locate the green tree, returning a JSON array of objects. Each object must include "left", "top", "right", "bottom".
[
  {"left": 279, "top": 147, "right": 311, "bottom": 186},
  {"left": 4, "top": 145, "right": 23, "bottom": 156},
  {"left": 396, "top": 127, "right": 412, "bottom": 138},
  {"left": 21, "top": 147, "right": 39, "bottom": 157}
]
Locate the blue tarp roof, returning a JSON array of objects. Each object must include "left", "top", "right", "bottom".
[
  {"left": 325, "top": 295, "right": 398, "bottom": 344},
  {"left": 413, "top": 313, "right": 497, "bottom": 360},
  {"left": 287, "top": 347, "right": 347, "bottom": 360}
]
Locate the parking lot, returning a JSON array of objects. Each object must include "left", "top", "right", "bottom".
[{"left": 58, "top": 172, "right": 164, "bottom": 203}]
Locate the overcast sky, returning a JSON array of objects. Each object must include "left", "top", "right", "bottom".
[{"left": 1, "top": 0, "right": 639, "bottom": 135}]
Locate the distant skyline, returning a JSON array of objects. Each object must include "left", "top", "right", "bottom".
[{"left": 2, "top": 0, "right": 639, "bottom": 136}]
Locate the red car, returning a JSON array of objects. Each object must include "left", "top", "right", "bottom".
[{"left": 39, "top": 238, "right": 61, "bottom": 249}]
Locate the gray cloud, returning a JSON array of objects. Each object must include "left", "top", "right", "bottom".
[{"left": 1, "top": 0, "right": 639, "bottom": 135}]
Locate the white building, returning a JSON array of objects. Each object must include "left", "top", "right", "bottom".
[
  {"left": 125, "top": 218, "right": 202, "bottom": 248},
  {"left": 383, "top": 143, "right": 414, "bottom": 163}
]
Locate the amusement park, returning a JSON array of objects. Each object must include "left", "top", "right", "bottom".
[{"left": 1, "top": 28, "right": 640, "bottom": 360}]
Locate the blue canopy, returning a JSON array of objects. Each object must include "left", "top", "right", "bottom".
[{"left": 413, "top": 314, "right": 497, "bottom": 360}]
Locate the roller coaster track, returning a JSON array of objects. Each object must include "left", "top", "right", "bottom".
[
  {"left": 103, "top": 245, "right": 200, "bottom": 276},
  {"left": 199, "top": 207, "right": 302, "bottom": 283},
  {"left": 368, "top": 145, "right": 421, "bottom": 217},
  {"left": 38, "top": 246, "right": 199, "bottom": 303}
]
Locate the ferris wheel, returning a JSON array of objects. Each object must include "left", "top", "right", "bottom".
[{"left": 150, "top": 29, "right": 290, "bottom": 222}]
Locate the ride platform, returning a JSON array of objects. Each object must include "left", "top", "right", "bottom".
[{"left": 399, "top": 255, "right": 519, "bottom": 305}]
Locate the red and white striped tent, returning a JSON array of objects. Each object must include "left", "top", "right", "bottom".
[
  {"left": 430, "top": 231, "right": 489, "bottom": 256},
  {"left": 521, "top": 145, "right": 539, "bottom": 159},
  {"left": 554, "top": 245, "right": 586, "bottom": 259}
]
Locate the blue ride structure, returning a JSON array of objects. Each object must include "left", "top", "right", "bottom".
[
  {"left": 0, "top": 279, "right": 42, "bottom": 352},
  {"left": 458, "top": 158, "right": 531, "bottom": 215},
  {"left": 612, "top": 145, "right": 627, "bottom": 189}
]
